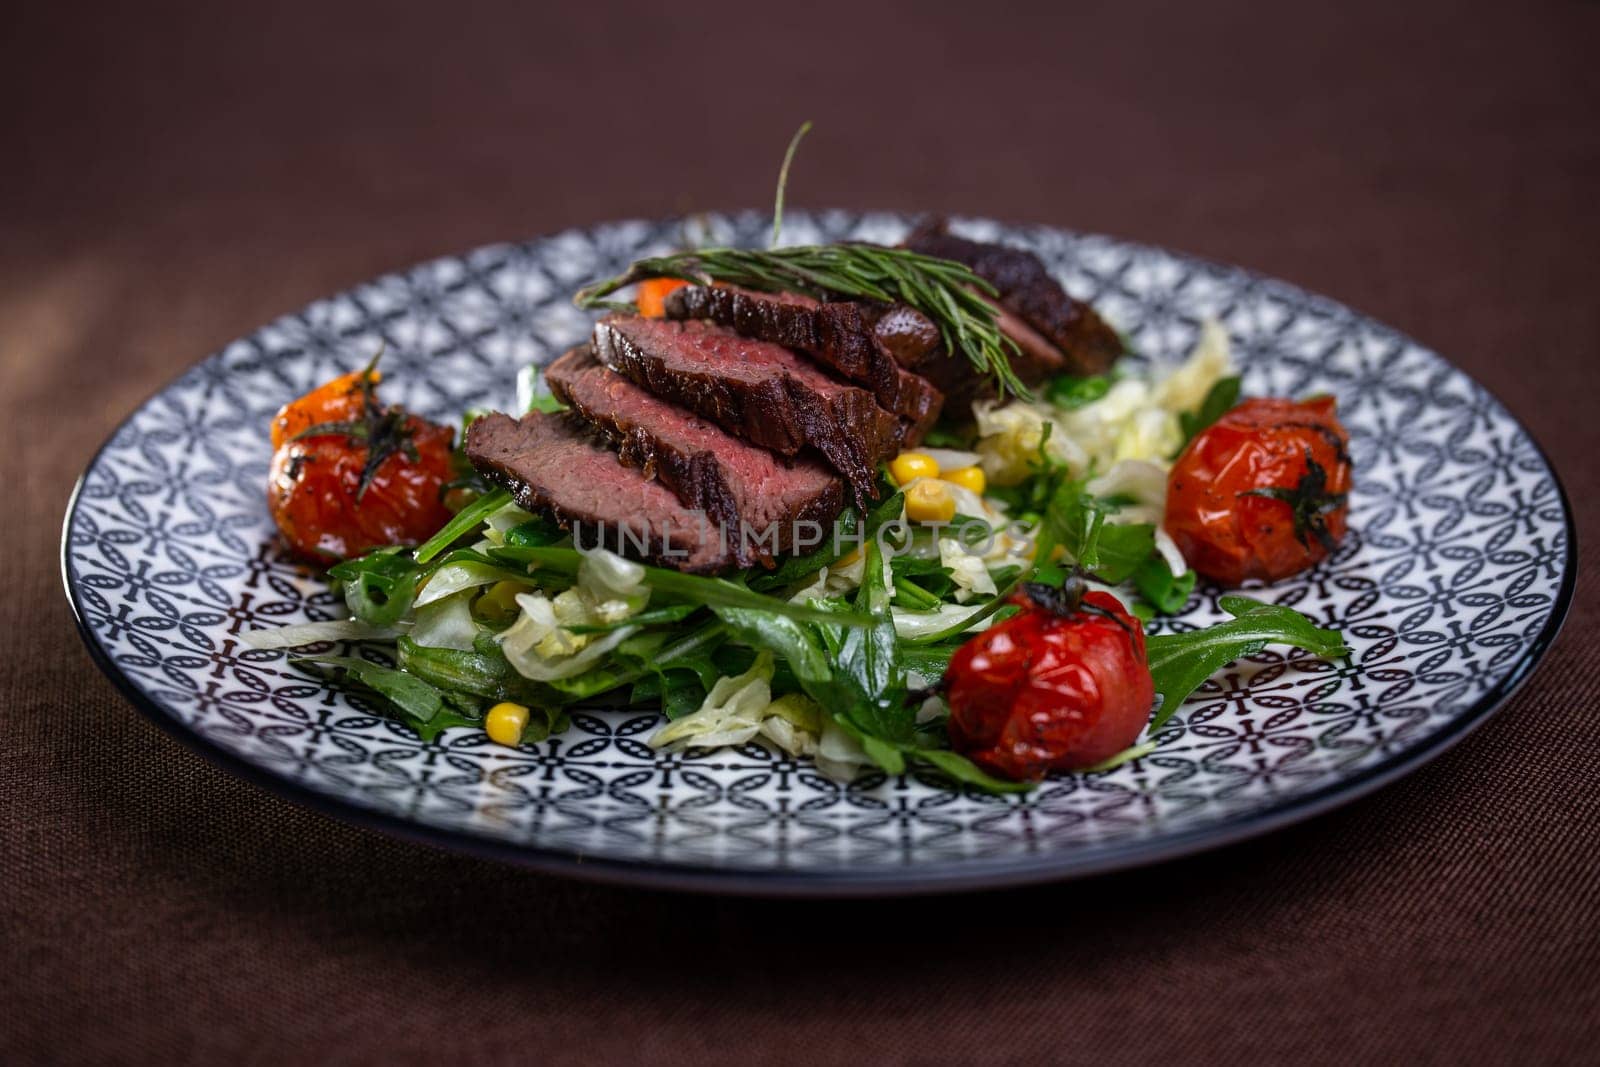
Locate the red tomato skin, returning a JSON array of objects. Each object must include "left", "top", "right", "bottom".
[
  {"left": 945, "top": 591, "right": 1154, "bottom": 780},
  {"left": 1164, "top": 396, "right": 1352, "bottom": 586},
  {"left": 266, "top": 376, "right": 455, "bottom": 561}
]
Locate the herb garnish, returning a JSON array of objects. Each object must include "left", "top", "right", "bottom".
[
  {"left": 290, "top": 352, "right": 420, "bottom": 500},
  {"left": 572, "top": 125, "right": 1029, "bottom": 399},
  {"left": 1239, "top": 450, "right": 1347, "bottom": 551}
]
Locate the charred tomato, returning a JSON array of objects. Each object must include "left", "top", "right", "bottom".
[
  {"left": 1164, "top": 396, "right": 1352, "bottom": 586},
  {"left": 267, "top": 363, "right": 455, "bottom": 561},
  {"left": 945, "top": 580, "right": 1154, "bottom": 780}
]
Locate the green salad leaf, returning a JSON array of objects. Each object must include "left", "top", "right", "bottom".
[
  {"left": 415, "top": 487, "right": 512, "bottom": 564},
  {"left": 1145, "top": 596, "right": 1348, "bottom": 730},
  {"left": 292, "top": 655, "right": 477, "bottom": 742},
  {"left": 1133, "top": 557, "right": 1197, "bottom": 615},
  {"left": 749, "top": 487, "right": 905, "bottom": 592},
  {"left": 328, "top": 548, "right": 422, "bottom": 627},
  {"left": 1178, "top": 375, "right": 1242, "bottom": 447},
  {"left": 1044, "top": 373, "right": 1111, "bottom": 409}
]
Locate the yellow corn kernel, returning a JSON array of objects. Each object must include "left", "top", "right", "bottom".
[
  {"left": 905, "top": 479, "right": 956, "bottom": 524},
  {"left": 943, "top": 466, "right": 986, "bottom": 494},
  {"left": 485, "top": 701, "right": 530, "bottom": 747},
  {"left": 890, "top": 452, "right": 940, "bottom": 485}
]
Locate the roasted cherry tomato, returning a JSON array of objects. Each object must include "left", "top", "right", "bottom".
[
  {"left": 267, "top": 364, "right": 456, "bottom": 561},
  {"left": 945, "top": 581, "right": 1154, "bottom": 779},
  {"left": 1165, "top": 396, "right": 1352, "bottom": 586},
  {"left": 636, "top": 277, "right": 689, "bottom": 317}
]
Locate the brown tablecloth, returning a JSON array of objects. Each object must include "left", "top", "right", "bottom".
[{"left": 5, "top": 2, "right": 1596, "bottom": 1062}]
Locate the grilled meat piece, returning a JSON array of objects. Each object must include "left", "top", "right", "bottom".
[
  {"left": 544, "top": 345, "right": 845, "bottom": 566},
  {"left": 591, "top": 315, "right": 900, "bottom": 508},
  {"left": 663, "top": 285, "right": 944, "bottom": 446},
  {"left": 903, "top": 220, "right": 1124, "bottom": 378},
  {"left": 465, "top": 410, "right": 732, "bottom": 572}
]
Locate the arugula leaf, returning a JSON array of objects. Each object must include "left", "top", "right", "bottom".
[
  {"left": 292, "top": 655, "right": 476, "bottom": 742},
  {"left": 1045, "top": 374, "right": 1111, "bottom": 409},
  {"left": 901, "top": 579, "right": 1025, "bottom": 646},
  {"left": 486, "top": 545, "right": 856, "bottom": 626},
  {"left": 1087, "top": 522, "right": 1158, "bottom": 584},
  {"left": 920, "top": 424, "right": 973, "bottom": 449},
  {"left": 328, "top": 548, "right": 421, "bottom": 627},
  {"left": 898, "top": 641, "right": 963, "bottom": 687},
  {"left": 562, "top": 603, "right": 701, "bottom": 634},
  {"left": 914, "top": 749, "right": 1033, "bottom": 793},
  {"left": 710, "top": 607, "right": 835, "bottom": 691},
  {"left": 749, "top": 488, "right": 905, "bottom": 592},
  {"left": 486, "top": 544, "right": 583, "bottom": 574},
  {"left": 891, "top": 557, "right": 956, "bottom": 601},
  {"left": 415, "top": 487, "right": 512, "bottom": 564},
  {"left": 503, "top": 516, "right": 566, "bottom": 547},
  {"left": 562, "top": 622, "right": 728, "bottom": 706},
  {"left": 1081, "top": 740, "right": 1158, "bottom": 774},
  {"left": 1178, "top": 375, "right": 1242, "bottom": 447},
  {"left": 645, "top": 570, "right": 867, "bottom": 626},
  {"left": 1133, "top": 557, "right": 1197, "bottom": 615},
  {"left": 658, "top": 674, "right": 709, "bottom": 720},
  {"left": 1031, "top": 476, "right": 1159, "bottom": 585},
  {"left": 1145, "top": 596, "right": 1348, "bottom": 729},
  {"left": 830, "top": 540, "right": 913, "bottom": 743}
]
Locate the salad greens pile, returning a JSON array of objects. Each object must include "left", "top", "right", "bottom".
[{"left": 251, "top": 348, "right": 1347, "bottom": 794}]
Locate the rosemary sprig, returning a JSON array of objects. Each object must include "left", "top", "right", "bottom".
[
  {"left": 573, "top": 122, "right": 1029, "bottom": 397},
  {"left": 574, "top": 245, "right": 1029, "bottom": 399},
  {"left": 770, "top": 121, "right": 811, "bottom": 248}
]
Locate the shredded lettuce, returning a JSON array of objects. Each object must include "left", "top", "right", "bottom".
[
  {"left": 243, "top": 619, "right": 398, "bottom": 649},
  {"left": 410, "top": 592, "right": 478, "bottom": 651}
]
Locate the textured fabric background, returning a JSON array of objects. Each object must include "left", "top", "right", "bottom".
[{"left": 4, "top": 2, "right": 1596, "bottom": 1063}]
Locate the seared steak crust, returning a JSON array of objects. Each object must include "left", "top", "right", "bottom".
[
  {"left": 903, "top": 220, "right": 1124, "bottom": 377},
  {"left": 465, "top": 410, "right": 732, "bottom": 572},
  {"left": 592, "top": 316, "right": 899, "bottom": 508},
  {"left": 663, "top": 285, "right": 944, "bottom": 445},
  {"left": 544, "top": 345, "right": 844, "bottom": 566}
]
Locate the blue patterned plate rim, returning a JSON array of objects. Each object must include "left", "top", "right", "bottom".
[{"left": 60, "top": 213, "right": 1578, "bottom": 896}]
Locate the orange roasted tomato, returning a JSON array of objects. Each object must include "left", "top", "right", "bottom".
[
  {"left": 635, "top": 277, "right": 689, "bottom": 317},
  {"left": 945, "top": 580, "right": 1154, "bottom": 780},
  {"left": 1164, "top": 396, "right": 1352, "bottom": 586},
  {"left": 267, "top": 364, "right": 456, "bottom": 561}
]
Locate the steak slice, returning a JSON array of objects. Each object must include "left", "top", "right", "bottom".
[
  {"left": 663, "top": 285, "right": 944, "bottom": 445},
  {"left": 544, "top": 345, "right": 845, "bottom": 567},
  {"left": 891, "top": 368, "right": 943, "bottom": 446},
  {"left": 909, "top": 292, "right": 1075, "bottom": 406},
  {"left": 592, "top": 315, "right": 899, "bottom": 507},
  {"left": 465, "top": 410, "right": 732, "bottom": 573},
  {"left": 903, "top": 220, "right": 1124, "bottom": 377}
]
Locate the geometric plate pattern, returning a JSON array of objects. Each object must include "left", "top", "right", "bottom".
[{"left": 62, "top": 212, "right": 1575, "bottom": 894}]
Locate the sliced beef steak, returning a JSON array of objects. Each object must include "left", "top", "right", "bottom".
[
  {"left": 544, "top": 345, "right": 845, "bottom": 566},
  {"left": 591, "top": 315, "right": 899, "bottom": 507},
  {"left": 908, "top": 293, "right": 1073, "bottom": 406},
  {"left": 891, "top": 368, "right": 943, "bottom": 445},
  {"left": 903, "top": 220, "right": 1124, "bottom": 378},
  {"left": 465, "top": 410, "right": 731, "bottom": 572},
  {"left": 663, "top": 285, "right": 944, "bottom": 445}
]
